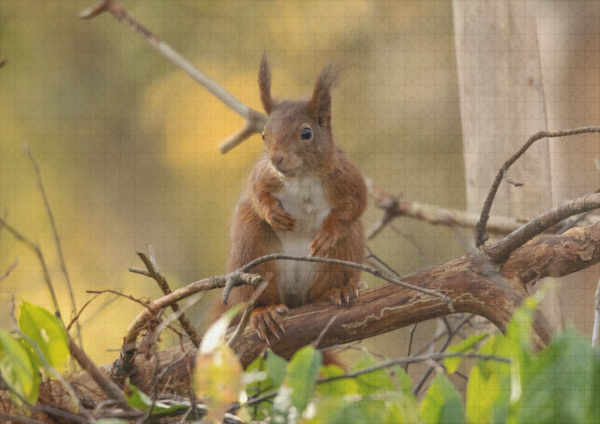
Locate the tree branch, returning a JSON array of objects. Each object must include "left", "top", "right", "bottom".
[
  {"left": 79, "top": 0, "right": 266, "bottom": 153},
  {"left": 476, "top": 126, "right": 600, "bottom": 247}
]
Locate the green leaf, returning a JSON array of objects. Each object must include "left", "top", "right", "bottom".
[
  {"left": 465, "top": 335, "right": 510, "bottom": 424},
  {"left": 517, "top": 328, "right": 598, "bottom": 424},
  {"left": 420, "top": 373, "right": 465, "bottom": 424},
  {"left": 285, "top": 345, "right": 322, "bottom": 415},
  {"left": 124, "top": 380, "right": 186, "bottom": 415},
  {"left": 18, "top": 301, "right": 69, "bottom": 372},
  {"left": 352, "top": 352, "right": 400, "bottom": 394},
  {"left": 445, "top": 333, "right": 488, "bottom": 373},
  {"left": 317, "top": 365, "right": 359, "bottom": 396},
  {"left": 265, "top": 349, "right": 287, "bottom": 387},
  {"left": 0, "top": 328, "right": 40, "bottom": 406}
]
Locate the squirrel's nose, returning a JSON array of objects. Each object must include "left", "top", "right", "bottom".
[{"left": 272, "top": 153, "right": 284, "bottom": 167}]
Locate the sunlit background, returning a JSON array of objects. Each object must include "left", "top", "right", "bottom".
[{"left": 1, "top": 0, "right": 598, "bottom": 385}]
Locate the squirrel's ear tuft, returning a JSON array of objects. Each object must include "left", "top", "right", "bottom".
[
  {"left": 258, "top": 52, "right": 273, "bottom": 115},
  {"left": 308, "top": 61, "right": 343, "bottom": 120}
]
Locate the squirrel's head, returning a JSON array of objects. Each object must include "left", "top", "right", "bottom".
[{"left": 258, "top": 53, "right": 342, "bottom": 177}]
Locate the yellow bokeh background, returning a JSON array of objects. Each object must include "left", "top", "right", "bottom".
[{"left": 1, "top": 0, "right": 598, "bottom": 375}]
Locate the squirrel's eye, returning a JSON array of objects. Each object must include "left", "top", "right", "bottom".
[
  {"left": 262, "top": 131, "right": 265, "bottom": 140},
  {"left": 301, "top": 128, "right": 312, "bottom": 140}
]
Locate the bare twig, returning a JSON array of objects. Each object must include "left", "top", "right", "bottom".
[
  {"left": 476, "top": 126, "right": 600, "bottom": 247},
  {"left": 237, "top": 254, "right": 454, "bottom": 312},
  {"left": 124, "top": 271, "right": 263, "bottom": 347},
  {"left": 0, "top": 257, "right": 18, "bottom": 283},
  {"left": 0, "top": 218, "right": 61, "bottom": 318},
  {"left": 365, "top": 177, "right": 599, "bottom": 242},
  {"left": 486, "top": 192, "right": 600, "bottom": 263},
  {"left": 23, "top": 144, "right": 82, "bottom": 347},
  {"left": 313, "top": 312, "right": 340, "bottom": 348},
  {"left": 67, "top": 292, "right": 102, "bottom": 331},
  {"left": 364, "top": 245, "right": 400, "bottom": 277},
  {"left": 413, "top": 314, "right": 475, "bottom": 396},
  {"left": 228, "top": 275, "right": 272, "bottom": 347},
  {"left": 68, "top": 335, "right": 128, "bottom": 406},
  {"left": 503, "top": 169, "right": 523, "bottom": 187},
  {"left": 404, "top": 324, "right": 417, "bottom": 372},
  {"left": 593, "top": 277, "right": 600, "bottom": 348},
  {"left": 130, "top": 248, "right": 201, "bottom": 348},
  {"left": 0, "top": 57, "right": 7, "bottom": 68},
  {"left": 317, "top": 352, "right": 509, "bottom": 385},
  {"left": 79, "top": 0, "right": 266, "bottom": 154}
]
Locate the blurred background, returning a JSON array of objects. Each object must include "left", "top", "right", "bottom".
[{"left": 0, "top": 0, "right": 598, "bottom": 380}]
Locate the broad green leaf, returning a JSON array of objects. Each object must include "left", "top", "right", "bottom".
[
  {"left": 517, "top": 328, "right": 598, "bottom": 424},
  {"left": 0, "top": 328, "right": 40, "bottom": 406},
  {"left": 505, "top": 296, "right": 537, "bottom": 407},
  {"left": 124, "top": 379, "right": 187, "bottom": 414},
  {"left": 352, "top": 352, "right": 399, "bottom": 394},
  {"left": 195, "top": 342, "right": 243, "bottom": 422},
  {"left": 265, "top": 349, "right": 287, "bottom": 387},
  {"left": 387, "top": 396, "right": 424, "bottom": 424},
  {"left": 317, "top": 365, "right": 360, "bottom": 396},
  {"left": 420, "top": 373, "right": 465, "bottom": 424},
  {"left": 18, "top": 301, "right": 69, "bottom": 372},
  {"left": 285, "top": 345, "right": 322, "bottom": 416},
  {"left": 445, "top": 333, "right": 488, "bottom": 373},
  {"left": 466, "top": 334, "right": 510, "bottom": 424}
]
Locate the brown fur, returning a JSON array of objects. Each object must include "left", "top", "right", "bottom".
[{"left": 210, "top": 55, "right": 367, "bottom": 365}]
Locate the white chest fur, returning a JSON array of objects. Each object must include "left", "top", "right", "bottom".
[{"left": 274, "top": 176, "right": 331, "bottom": 306}]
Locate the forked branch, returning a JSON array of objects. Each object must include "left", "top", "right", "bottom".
[
  {"left": 476, "top": 126, "right": 600, "bottom": 247},
  {"left": 79, "top": 0, "right": 267, "bottom": 153}
]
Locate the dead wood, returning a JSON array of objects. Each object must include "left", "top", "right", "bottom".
[{"left": 55, "top": 220, "right": 599, "bottom": 403}]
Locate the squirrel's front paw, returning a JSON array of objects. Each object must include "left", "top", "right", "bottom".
[
  {"left": 310, "top": 228, "right": 338, "bottom": 257},
  {"left": 266, "top": 203, "right": 295, "bottom": 232},
  {"left": 250, "top": 304, "right": 290, "bottom": 345},
  {"left": 318, "top": 280, "right": 368, "bottom": 306}
]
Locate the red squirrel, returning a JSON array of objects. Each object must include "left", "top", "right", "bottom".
[{"left": 212, "top": 53, "right": 367, "bottom": 348}]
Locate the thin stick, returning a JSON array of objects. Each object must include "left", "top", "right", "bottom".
[
  {"left": 228, "top": 275, "right": 272, "bottom": 347},
  {"left": 132, "top": 248, "right": 201, "bottom": 348},
  {"left": 0, "top": 257, "right": 18, "bottom": 283},
  {"left": 317, "top": 352, "right": 509, "bottom": 384},
  {"left": 67, "top": 292, "right": 102, "bottom": 331},
  {"left": 0, "top": 218, "right": 61, "bottom": 318},
  {"left": 313, "top": 313, "right": 340, "bottom": 348},
  {"left": 593, "top": 277, "right": 600, "bottom": 348},
  {"left": 79, "top": 0, "right": 266, "bottom": 154},
  {"left": 237, "top": 254, "right": 454, "bottom": 312},
  {"left": 476, "top": 126, "right": 600, "bottom": 247},
  {"left": 412, "top": 314, "right": 475, "bottom": 396},
  {"left": 404, "top": 324, "right": 417, "bottom": 372},
  {"left": 23, "top": 144, "right": 82, "bottom": 347}
]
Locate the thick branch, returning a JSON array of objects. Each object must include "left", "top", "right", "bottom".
[
  {"left": 486, "top": 193, "right": 600, "bottom": 263},
  {"left": 60, "top": 220, "right": 599, "bottom": 402},
  {"left": 364, "top": 177, "right": 598, "bottom": 240}
]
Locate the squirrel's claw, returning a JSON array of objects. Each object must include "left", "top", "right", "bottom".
[
  {"left": 310, "top": 229, "right": 337, "bottom": 257},
  {"left": 318, "top": 280, "right": 368, "bottom": 306},
  {"left": 267, "top": 203, "right": 295, "bottom": 232},
  {"left": 251, "top": 304, "right": 289, "bottom": 344}
]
